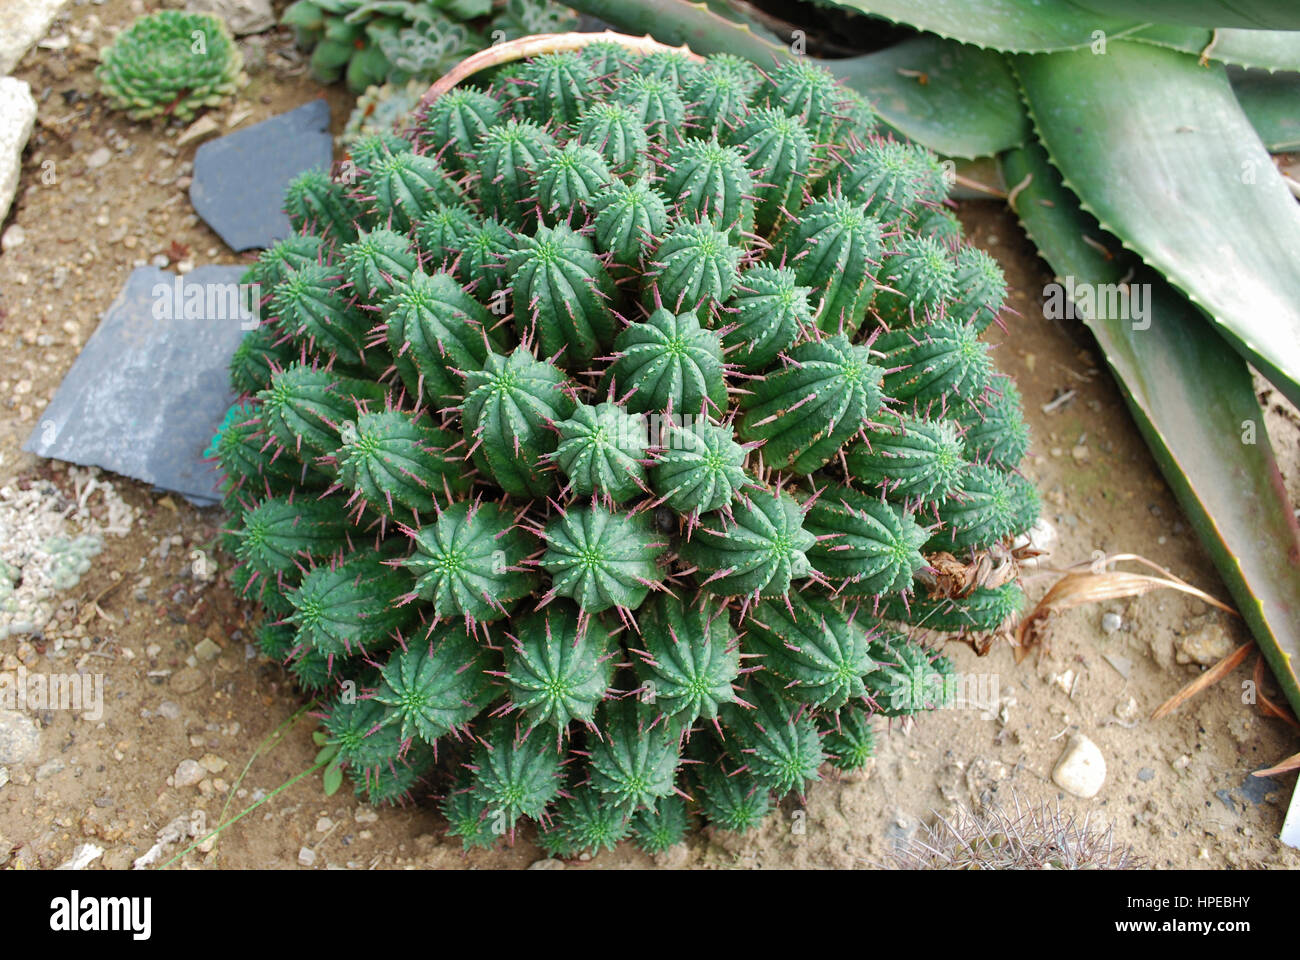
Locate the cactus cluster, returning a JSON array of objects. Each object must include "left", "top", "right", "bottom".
[
  {"left": 283, "top": 0, "right": 578, "bottom": 94},
  {"left": 96, "top": 11, "right": 244, "bottom": 121},
  {"left": 214, "top": 41, "right": 1039, "bottom": 855}
]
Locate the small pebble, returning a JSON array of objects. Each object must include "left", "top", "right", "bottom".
[
  {"left": 1101, "top": 611, "right": 1123, "bottom": 633},
  {"left": 35, "top": 758, "right": 66, "bottom": 781},
  {"left": 173, "top": 759, "right": 205, "bottom": 788},
  {"left": 1051, "top": 734, "right": 1106, "bottom": 799},
  {"left": 1, "top": 225, "right": 25, "bottom": 251},
  {"left": 298, "top": 847, "right": 316, "bottom": 866}
]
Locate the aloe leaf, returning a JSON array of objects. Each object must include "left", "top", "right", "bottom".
[
  {"left": 1230, "top": 67, "right": 1300, "bottom": 151},
  {"left": 781, "top": 0, "right": 1137, "bottom": 53},
  {"left": 565, "top": 0, "right": 1029, "bottom": 159},
  {"left": 1015, "top": 41, "right": 1300, "bottom": 409},
  {"left": 789, "top": 0, "right": 1300, "bottom": 63},
  {"left": 1129, "top": 25, "right": 1300, "bottom": 71},
  {"left": 1001, "top": 140, "right": 1300, "bottom": 716},
  {"left": 562, "top": 0, "right": 788, "bottom": 62},
  {"left": 1069, "top": 0, "right": 1300, "bottom": 30},
  {"left": 832, "top": 35, "right": 1030, "bottom": 159}
]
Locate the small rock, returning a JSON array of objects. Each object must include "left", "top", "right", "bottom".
[
  {"left": 298, "top": 846, "right": 316, "bottom": 866},
  {"left": 528, "top": 858, "right": 565, "bottom": 870},
  {"left": 189, "top": 100, "right": 332, "bottom": 251},
  {"left": 0, "top": 710, "right": 41, "bottom": 764},
  {"left": 22, "top": 264, "right": 249, "bottom": 505},
  {"left": 56, "top": 842, "right": 104, "bottom": 870},
  {"left": 0, "top": 767, "right": 8, "bottom": 789},
  {"left": 173, "top": 759, "right": 205, "bottom": 788},
  {"left": 35, "top": 758, "right": 65, "bottom": 781},
  {"left": 157, "top": 701, "right": 182, "bottom": 720},
  {"left": 1051, "top": 734, "right": 1106, "bottom": 799},
  {"left": 176, "top": 114, "right": 221, "bottom": 147},
  {"left": 198, "top": 753, "right": 227, "bottom": 774},
  {"left": 170, "top": 667, "right": 205, "bottom": 694},
  {"left": 1175, "top": 622, "right": 1234, "bottom": 666},
  {"left": 316, "top": 817, "right": 333, "bottom": 833},
  {"left": 0, "top": 78, "right": 37, "bottom": 223},
  {"left": 354, "top": 808, "right": 378, "bottom": 824},
  {"left": 86, "top": 146, "right": 112, "bottom": 169},
  {"left": 1102, "top": 653, "right": 1132, "bottom": 679},
  {"left": 1052, "top": 669, "right": 1076, "bottom": 696},
  {"left": 1, "top": 224, "right": 25, "bottom": 252},
  {"left": 186, "top": 0, "right": 275, "bottom": 35},
  {"left": 1137, "top": 767, "right": 1155, "bottom": 782},
  {"left": 194, "top": 638, "right": 222, "bottom": 662},
  {"left": 1101, "top": 611, "right": 1123, "bottom": 634}
]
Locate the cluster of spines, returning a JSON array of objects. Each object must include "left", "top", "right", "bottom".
[{"left": 213, "top": 45, "right": 1039, "bottom": 855}]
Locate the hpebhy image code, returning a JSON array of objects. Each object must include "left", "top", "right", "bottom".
[{"left": 49, "top": 890, "right": 151, "bottom": 940}]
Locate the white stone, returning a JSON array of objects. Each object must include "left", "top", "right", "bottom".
[
  {"left": 173, "top": 758, "right": 205, "bottom": 787},
  {"left": 176, "top": 114, "right": 220, "bottom": 147},
  {"left": 1101, "top": 611, "right": 1123, "bottom": 634},
  {"left": 1051, "top": 734, "right": 1106, "bottom": 799},
  {"left": 194, "top": 637, "right": 222, "bottom": 661},
  {"left": 56, "top": 842, "right": 105, "bottom": 870},
  {"left": 297, "top": 846, "right": 316, "bottom": 866},
  {"left": 2, "top": 224, "right": 26, "bottom": 251},
  {"left": 186, "top": 0, "right": 274, "bottom": 36},
  {"left": 0, "top": 78, "right": 38, "bottom": 225},
  {"left": 0, "top": 0, "right": 71, "bottom": 74},
  {"left": 0, "top": 710, "right": 40, "bottom": 764}
]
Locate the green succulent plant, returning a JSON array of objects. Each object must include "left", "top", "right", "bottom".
[
  {"left": 215, "top": 39, "right": 1040, "bottom": 852},
  {"left": 282, "top": 0, "right": 578, "bottom": 95},
  {"left": 563, "top": 0, "right": 1300, "bottom": 720},
  {"left": 96, "top": 11, "right": 243, "bottom": 121}
]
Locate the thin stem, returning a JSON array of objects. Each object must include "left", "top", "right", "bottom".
[{"left": 420, "top": 30, "right": 703, "bottom": 108}]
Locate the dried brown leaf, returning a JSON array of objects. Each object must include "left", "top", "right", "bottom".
[{"left": 1151, "top": 643, "right": 1252, "bottom": 720}]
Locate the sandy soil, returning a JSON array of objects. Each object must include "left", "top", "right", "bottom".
[{"left": 0, "top": 0, "right": 1297, "bottom": 871}]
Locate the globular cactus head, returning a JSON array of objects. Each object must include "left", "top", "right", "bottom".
[
  {"left": 213, "top": 39, "right": 1041, "bottom": 850},
  {"left": 96, "top": 11, "right": 243, "bottom": 121}
]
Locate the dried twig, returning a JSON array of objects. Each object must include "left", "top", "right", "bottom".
[
  {"left": 1150, "top": 642, "right": 1251, "bottom": 719},
  {"left": 1253, "top": 654, "right": 1300, "bottom": 731},
  {"left": 1252, "top": 751, "right": 1300, "bottom": 778},
  {"left": 1016, "top": 552, "right": 1235, "bottom": 659},
  {"left": 421, "top": 31, "right": 701, "bottom": 107}
]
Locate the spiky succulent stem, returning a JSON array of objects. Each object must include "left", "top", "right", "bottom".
[{"left": 213, "top": 35, "right": 1041, "bottom": 843}]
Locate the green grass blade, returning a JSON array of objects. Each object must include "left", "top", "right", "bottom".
[
  {"left": 1002, "top": 140, "right": 1300, "bottom": 716},
  {"left": 1015, "top": 40, "right": 1300, "bottom": 409}
]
